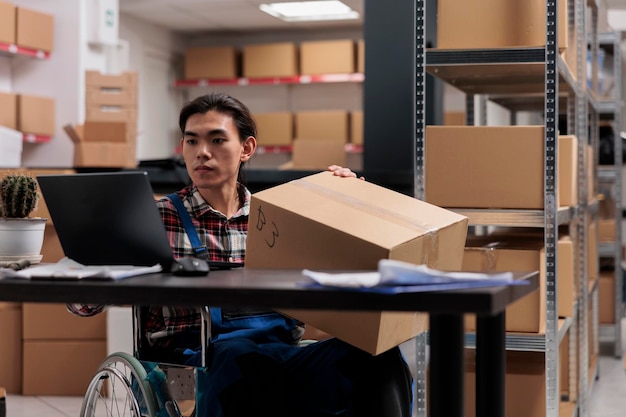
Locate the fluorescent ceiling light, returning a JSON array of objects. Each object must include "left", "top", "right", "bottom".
[{"left": 260, "top": 1, "right": 359, "bottom": 22}]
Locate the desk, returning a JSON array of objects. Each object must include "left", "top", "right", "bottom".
[{"left": 0, "top": 269, "right": 538, "bottom": 417}]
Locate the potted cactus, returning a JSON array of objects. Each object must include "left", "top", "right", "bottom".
[{"left": 0, "top": 173, "right": 47, "bottom": 262}]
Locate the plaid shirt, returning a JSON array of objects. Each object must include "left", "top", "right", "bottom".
[{"left": 68, "top": 183, "right": 305, "bottom": 349}]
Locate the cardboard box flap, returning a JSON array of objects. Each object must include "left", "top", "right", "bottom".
[{"left": 63, "top": 124, "right": 83, "bottom": 143}]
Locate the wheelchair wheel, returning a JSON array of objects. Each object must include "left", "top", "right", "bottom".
[{"left": 80, "top": 352, "right": 158, "bottom": 417}]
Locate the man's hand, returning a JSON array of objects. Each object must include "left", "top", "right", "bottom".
[{"left": 327, "top": 165, "right": 365, "bottom": 180}]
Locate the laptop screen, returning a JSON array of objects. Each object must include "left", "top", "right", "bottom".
[{"left": 37, "top": 171, "right": 175, "bottom": 269}]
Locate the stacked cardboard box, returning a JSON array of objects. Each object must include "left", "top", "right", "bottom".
[
  {"left": 22, "top": 303, "right": 106, "bottom": 395},
  {"left": 17, "top": 94, "right": 55, "bottom": 136},
  {"left": 0, "top": 302, "right": 22, "bottom": 393},
  {"left": 68, "top": 71, "right": 138, "bottom": 168}
]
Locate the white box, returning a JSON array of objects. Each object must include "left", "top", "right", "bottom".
[{"left": 0, "top": 126, "right": 23, "bottom": 168}]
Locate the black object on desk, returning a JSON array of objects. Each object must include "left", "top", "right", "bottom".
[{"left": 0, "top": 269, "right": 538, "bottom": 417}]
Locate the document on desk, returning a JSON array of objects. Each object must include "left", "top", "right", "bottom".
[
  {"left": 6, "top": 257, "right": 162, "bottom": 280},
  {"left": 302, "top": 259, "right": 528, "bottom": 294}
]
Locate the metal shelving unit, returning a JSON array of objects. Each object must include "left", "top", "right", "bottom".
[
  {"left": 417, "top": 1, "right": 593, "bottom": 416},
  {"left": 591, "top": 31, "right": 624, "bottom": 359}
]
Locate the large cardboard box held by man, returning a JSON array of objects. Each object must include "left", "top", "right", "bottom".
[{"left": 246, "top": 172, "right": 468, "bottom": 354}]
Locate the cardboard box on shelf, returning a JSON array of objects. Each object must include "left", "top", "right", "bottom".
[
  {"left": 83, "top": 121, "right": 127, "bottom": 142},
  {"left": 16, "top": 6, "right": 54, "bottom": 52},
  {"left": 254, "top": 112, "right": 293, "bottom": 146},
  {"left": 22, "top": 340, "right": 106, "bottom": 396},
  {"left": 0, "top": 91, "right": 17, "bottom": 129},
  {"left": 23, "top": 303, "right": 106, "bottom": 340},
  {"left": 247, "top": 172, "right": 468, "bottom": 354},
  {"left": 464, "top": 340, "right": 571, "bottom": 417},
  {"left": 357, "top": 39, "right": 364, "bottom": 73},
  {"left": 0, "top": 2, "right": 15, "bottom": 45},
  {"left": 300, "top": 39, "right": 356, "bottom": 75},
  {"left": 63, "top": 124, "right": 135, "bottom": 168},
  {"left": 443, "top": 111, "right": 466, "bottom": 125},
  {"left": 243, "top": 42, "right": 298, "bottom": 78},
  {"left": 463, "top": 234, "right": 575, "bottom": 333},
  {"left": 86, "top": 85, "right": 137, "bottom": 107},
  {"left": 86, "top": 70, "right": 137, "bottom": 89},
  {"left": 287, "top": 139, "right": 346, "bottom": 170},
  {"left": 350, "top": 111, "right": 363, "bottom": 145},
  {"left": 598, "top": 219, "right": 616, "bottom": 242},
  {"left": 437, "top": 0, "right": 567, "bottom": 51},
  {"left": 0, "top": 126, "right": 22, "bottom": 168},
  {"left": 86, "top": 105, "right": 137, "bottom": 124},
  {"left": 599, "top": 271, "right": 615, "bottom": 324},
  {"left": 184, "top": 46, "right": 238, "bottom": 79},
  {"left": 17, "top": 94, "right": 55, "bottom": 136},
  {"left": 0, "top": 303, "right": 22, "bottom": 394},
  {"left": 295, "top": 110, "right": 349, "bottom": 143},
  {"left": 424, "top": 127, "right": 577, "bottom": 209}
]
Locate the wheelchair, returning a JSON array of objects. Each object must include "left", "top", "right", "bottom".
[{"left": 79, "top": 306, "right": 212, "bottom": 417}]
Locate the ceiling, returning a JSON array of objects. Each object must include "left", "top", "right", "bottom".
[{"left": 119, "top": 0, "right": 364, "bottom": 34}]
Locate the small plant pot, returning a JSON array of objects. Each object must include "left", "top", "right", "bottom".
[{"left": 0, "top": 218, "right": 47, "bottom": 261}]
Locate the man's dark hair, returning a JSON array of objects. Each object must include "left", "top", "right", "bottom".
[{"left": 179, "top": 92, "right": 257, "bottom": 141}]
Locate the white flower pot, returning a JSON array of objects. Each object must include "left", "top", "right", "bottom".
[{"left": 0, "top": 218, "right": 47, "bottom": 258}]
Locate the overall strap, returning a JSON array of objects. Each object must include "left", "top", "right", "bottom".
[{"left": 166, "top": 193, "right": 209, "bottom": 260}]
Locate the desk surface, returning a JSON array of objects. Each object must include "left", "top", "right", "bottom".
[{"left": 0, "top": 269, "right": 538, "bottom": 315}]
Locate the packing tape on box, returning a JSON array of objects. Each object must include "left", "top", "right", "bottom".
[{"left": 291, "top": 178, "right": 440, "bottom": 265}]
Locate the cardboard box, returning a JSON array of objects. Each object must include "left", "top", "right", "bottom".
[
  {"left": 0, "top": 91, "right": 17, "bottom": 129},
  {"left": 463, "top": 234, "right": 575, "bottom": 332},
  {"left": 254, "top": 112, "right": 293, "bottom": 146},
  {"left": 295, "top": 110, "right": 349, "bottom": 143},
  {"left": 350, "top": 111, "right": 363, "bottom": 145},
  {"left": 23, "top": 303, "right": 107, "bottom": 340},
  {"left": 464, "top": 343, "right": 570, "bottom": 417},
  {"left": 17, "top": 94, "right": 55, "bottom": 136},
  {"left": 86, "top": 85, "right": 137, "bottom": 107},
  {"left": 16, "top": 7, "right": 54, "bottom": 52},
  {"left": 83, "top": 121, "right": 127, "bottom": 142},
  {"left": 243, "top": 42, "right": 298, "bottom": 78},
  {"left": 437, "top": 0, "right": 568, "bottom": 51},
  {"left": 0, "top": 303, "right": 22, "bottom": 394},
  {"left": 41, "top": 224, "right": 65, "bottom": 263},
  {"left": 357, "top": 39, "right": 364, "bottom": 73},
  {"left": 425, "top": 127, "right": 577, "bottom": 209},
  {"left": 64, "top": 124, "right": 135, "bottom": 168},
  {"left": 247, "top": 172, "right": 468, "bottom": 354},
  {"left": 599, "top": 271, "right": 615, "bottom": 324},
  {"left": 0, "top": 2, "right": 16, "bottom": 45},
  {"left": 0, "top": 126, "right": 22, "bottom": 168},
  {"left": 184, "top": 46, "right": 238, "bottom": 79},
  {"left": 300, "top": 39, "right": 356, "bottom": 75},
  {"left": 443, "top": 111, "right": 465, "bottom": 126},
  {"left": 598, "top": 219, "right": 616, "bottom": 242},
  {"left": 86, "top": 70, "right": 138, "bottom": 89},
  {"left": 86, "top": 105, "right": 136, "bottom": 123},
  {"left": 289, "top": 139, "right": 346, "bottom": 170},
  {"left": 22, "top": 340, "right": 106, "bottom": 395}
]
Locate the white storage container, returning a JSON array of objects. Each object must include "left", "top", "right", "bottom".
[{"left": 0, "top": 126, "right": 23, "bottom": 168}]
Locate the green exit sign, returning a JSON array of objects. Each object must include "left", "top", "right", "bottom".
[{"left": 105, "top": 9, "right": 115, "bottom": 27}]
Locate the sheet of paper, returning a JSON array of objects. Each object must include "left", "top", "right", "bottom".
[{"left": 11, "top": 257, "right": 162, "bottom": 280}]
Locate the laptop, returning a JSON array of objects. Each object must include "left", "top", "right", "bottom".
[{"left": 37, "top": 171, "right": 175, "bottom": 269}]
